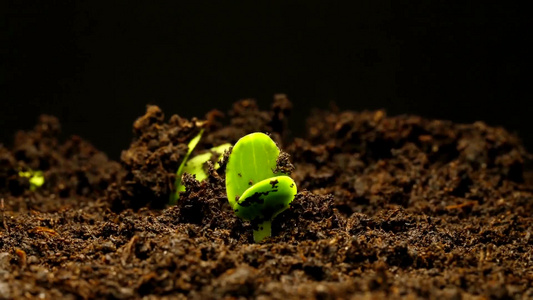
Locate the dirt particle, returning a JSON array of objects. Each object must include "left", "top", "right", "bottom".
[
  {"left": 269, "top": 179, "right": 279, "bottom": 189},
  {"left": 274, "top": 151, "right": 295, "bottom": 174}
]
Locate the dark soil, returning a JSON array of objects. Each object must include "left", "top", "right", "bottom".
[{"left": 1, "top": 95, "right": 532, "bottom": 299}]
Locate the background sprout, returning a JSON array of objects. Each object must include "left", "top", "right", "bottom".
[
  {"left": 177, "top": 143, "right": 231, "bottom": 186},
  {"left": 170, "top": 129, "right": 203, "bottom": 205},
  {"left": 18, "top": 170, "right": 45, "bottom": 191},
  {"left": 225, "top": 132, "right": 297, "bottom": 242},
  {"left": 170, "top": 128, "right": 231, "bottom": 205}
]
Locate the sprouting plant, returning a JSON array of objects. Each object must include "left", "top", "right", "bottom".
[
  {"left": 178, "top": 143, "right": 232, "bottom": 185},
  {"left": 170, "top": 129, "right": 231, "bottom": 205},
  {"left": 18, "top": 169, "right": 44, "bottom": 191},
  {"left": 225, "top": 132, "right": 297, "bottom": 242}
]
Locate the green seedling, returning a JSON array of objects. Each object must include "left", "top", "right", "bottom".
[
  {"left": 225, "top": 132, "right": 297, "bottom": 242},
  {"left": 18, "top": 169, "right": 44, "bottom": 191},
  {"left": 170, "top": 129, "right": 231, "bottom": 205}
]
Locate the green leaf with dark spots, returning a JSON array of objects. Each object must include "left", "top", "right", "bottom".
[{"left": 225, "top": 132, "right": 282, "bottom": 208}]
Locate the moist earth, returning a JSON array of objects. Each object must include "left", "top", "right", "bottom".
[{"left": 0, "top": 95, "right": 531, "bottom": 299}]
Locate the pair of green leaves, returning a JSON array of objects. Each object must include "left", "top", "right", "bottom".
[{"left": 225, "top": 133, "right": 297, "bottom": 242}]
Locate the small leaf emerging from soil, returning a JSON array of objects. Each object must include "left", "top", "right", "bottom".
[
  {"left": 179, "top": 143, "right": 232, "bottom": 185},
  {"left": 171, "top": 134, "right": 231, "bottom": 204},
  {"left": 170, "top": 129, "right": 204, "bottom": 205}
]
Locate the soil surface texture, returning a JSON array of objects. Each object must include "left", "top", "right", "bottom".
[{"left": 1, "top": 95, "right": 532, "bottom": 299}]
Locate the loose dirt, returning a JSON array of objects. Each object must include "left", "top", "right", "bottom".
[{"left": 1, "top": 95, "right": 531, "bottom": 299}]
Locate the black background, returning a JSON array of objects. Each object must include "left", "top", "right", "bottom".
[{"left": 1, "top": 1, "right": 530, "bottom": 159}]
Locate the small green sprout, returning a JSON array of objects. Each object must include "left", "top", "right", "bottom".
[
  {"left": 170, "top": 129, "right": 231, "bottom": 205},
  {"left": 225, "top": 132, "right": 297, "bottom": 242},
  {"left": 170, "top": 129, "right": 204, "bottom": 205},
  {"left": 179, "top": 143, "right": 232, "bottom": 185},
  {"left": 18, "top": 170, "right": 45, "bottom": 191}
]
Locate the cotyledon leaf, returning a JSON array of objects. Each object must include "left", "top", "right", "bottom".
[
  {"left": 225, "top": 132, "right": 283, "bottom": 209},
  {"left": 234, "top": 175, "right": 297, "bottom": 221},
  {"left": 235, "top": 175, "right": 297, "bottom": 242}
]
